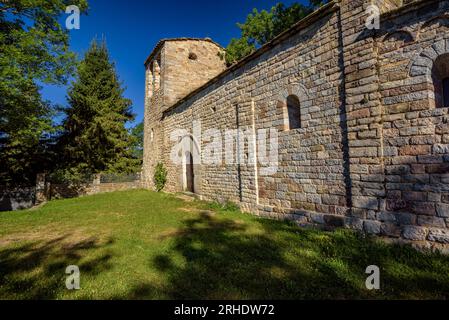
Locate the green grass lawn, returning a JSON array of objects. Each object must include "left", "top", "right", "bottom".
[{"left": 0, "top": 190, "right": 448, "bottom": 300}]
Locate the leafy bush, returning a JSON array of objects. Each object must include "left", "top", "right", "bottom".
[
  {"left": 153, "top": 163, "right": 168, "bottom": 192},
  {"left": 47, "top": 168, "right": 94, "bottom": 186},
  {"left": 225, "top": 2, "right": 313, "bottom": 65},
  {"left": 208, "top": 199, "right": 240, "bottom": 212}
]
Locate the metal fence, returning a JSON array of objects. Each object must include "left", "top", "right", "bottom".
[{"left": 99, "top": 172, "right": 141, "bottom": 184}]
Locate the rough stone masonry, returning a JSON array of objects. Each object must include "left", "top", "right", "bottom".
[{"left": 143, "top": 0, "right": 449, "bottom": 252}]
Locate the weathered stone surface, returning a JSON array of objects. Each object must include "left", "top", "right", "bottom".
[
  {"left": 436, "top": 204, "right": 449, "bottom": 218},
  {"left": 364, "top": 220, "right": 381, "bottom": 235},
  {"left": 418, "top": 216, "right": 446, "bottom": 228},
  {"left": 410, "top": 202, "right": 436, "bottom": 216},
  {"left": 428, "top": 229, "right": 449, "bottom": 244},
  {"left": 324, "top": 215, "right": 345, "bottom": 227},
  {"left": 399, "top": 145, "right": 431, "bottom": 156},
  {"left": 353, "top": 196, "right": 379, "bottom": 210},
  {"left": 142, "top": 1, "right": 449, "bottom": 250},
  {"left": 395, "top": 213, "right": 417, "bottom": 225},
  {"left": 311, "top": 213, "right": 325, "bottom": 225},
  {"left": 403, "top": 226, "right": 428, "bottom": 241},
  {"left": 345, "top": 217, "right": 363, "bottom": 231},
  {"left": 381, "top": 223, "right": 401, "bottom": 238}
]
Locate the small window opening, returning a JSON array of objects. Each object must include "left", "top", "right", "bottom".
[
  {"left": 189, "top": 52, "right": 198, "bottom": 61},
  {"left": 443, "top": 77, "right": 449, "bottom": 107},
  {"left": 286, "top": 95, "right": 301, "bottom": 130}
]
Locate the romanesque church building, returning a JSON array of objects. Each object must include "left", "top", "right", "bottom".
[{"left": 143, "top": 0, "right": 449, "bottom": 249}]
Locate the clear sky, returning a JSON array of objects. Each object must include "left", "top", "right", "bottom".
[{"left": 42, "top": 0, "right": 308, "bottom": 128}]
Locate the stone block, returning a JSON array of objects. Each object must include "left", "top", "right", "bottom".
[
  {"left": 410, "top": 202, "right": 435, "bottom": 216},
  {"left": 364, "top": 220, "right": 381, "bottom": 235},
  {"left": 428, "top": 229, "right": 449, "bottom": 244},
  {"left": 345, "top": 217, "right": 363, "bottom": 231},
  {"left": 417, "top": 216, "right": 446, "bottom": 228},
  {"left": 395, "top": 212, "right": 417, "bottom": 225},
  {"left": 377, "top": 212, "right": 397, "bottom": 223},
  {"left": 436, "top": 203, "right": 449, "bottom": 218},
  {"left": 402, "top": 226, "right": 428, "bottom": 241},
  {"left": 381, "top": 223, "right": 401, "bottom": 238},
  {"left": 399, "top": 145, "right": 431, "bottom": 156},
  {"left": 311, "top": 213, "right": 325, "bottom": 225},
  {"left": 386, "top": 198, "right": 407, "bottom": 211},
  {"left": 324, "top": 215, "right": 345, "bottom": 227},
  {"left": 353, "top": 196, "right": 379, "bottom": 210}
]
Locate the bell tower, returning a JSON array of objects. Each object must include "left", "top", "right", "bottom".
[{"left": 142, "top": 38, "right": 227, "bottom": 189}]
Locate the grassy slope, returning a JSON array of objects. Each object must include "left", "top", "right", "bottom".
[{"left": 0, "top": 190, "right": 448, "bottom": 300}]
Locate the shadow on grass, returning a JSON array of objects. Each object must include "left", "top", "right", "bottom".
[
  {"left": 0, "top": 235, "right": 114, "bottom": 299},
  {"left": 129, "top": 212, "right": 449, "bottom": 300}
]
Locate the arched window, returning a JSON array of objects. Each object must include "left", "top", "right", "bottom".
[
  {"left": 150, "top": 129, "right": 154, "bottom": 142},
  {"left": 286, "top": 95, "right": 301, "bottom": 130},
  {"left": 432, "top": 53, "right": 449, "bottom": 108}
]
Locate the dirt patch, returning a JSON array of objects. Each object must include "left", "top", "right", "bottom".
[
  {"left": 0, "top": 225, "right": 109, "bottom": 249},
  {"left": 176, "top": 194, "right": 196, "bottom": 202},
  {"left": 179, "top": 207, "right": 198, "bottom": 213}
]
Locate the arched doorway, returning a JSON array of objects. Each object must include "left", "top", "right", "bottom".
[{"left": 185, "top": 151, "right": 195, "bottom": 193}]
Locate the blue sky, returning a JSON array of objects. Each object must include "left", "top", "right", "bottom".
[{"left": 42, "top": 0, "right": 307, "bottom": 128}]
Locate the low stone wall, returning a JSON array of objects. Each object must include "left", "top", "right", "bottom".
[
  {"left": 0, "top": 174, "right": 144, "bottom": 212},
  {"left": 87, "top": 182, "right": 144, "bottom": 195},
  {"left": 47, "top": 181, "right": 144, "bottom": 200},
  {"left": 0, "top": 187, "right": 35, "bottom": 211},
  {"left": 254, "top": 206, "right": 449, "bottom": 254}
]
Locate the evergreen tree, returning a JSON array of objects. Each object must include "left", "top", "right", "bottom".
[
  {"left": 130, "top": 121, "right": 144, "bottom": 161},
  {"left": 60, "top": 39, "right": 139, "bottom": 178}
]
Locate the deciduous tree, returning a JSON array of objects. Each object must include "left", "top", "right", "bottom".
[
  {"left": 0, "top": 0, "right": 88, "bottom": 184},
  {"left": 225, "top": 1, "right": 329, "bottom": 65}
]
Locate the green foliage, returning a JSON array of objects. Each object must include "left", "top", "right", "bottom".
[
  {"left": 59, "top": 39, "right": 140, "bottom": 178},
  {"left": 47, "top": 167, "right": 93, "bottom": 186},
  {"left": 225, "top": 37, "right": 256, "bottom": 66},
  {"left": 207, "top": 200, "right": 240, "bottom": 212},
  {"left": 130, "top": 121, "right": 144, "bottom": 160},
  {"left": 153, "top": 162, "right": 167, "bottom": 192},
  {"left": 0, "top": 0, "right": 88, "bottom": 185},
  {"left": 225, "top": 2, "right": 320, "bottom": 65}
]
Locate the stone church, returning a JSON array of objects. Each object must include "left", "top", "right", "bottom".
[{"left": 143, "top": 0, "right": 449, "bottom": 250}]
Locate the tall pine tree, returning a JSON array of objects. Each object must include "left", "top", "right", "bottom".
[{"left": 60, "top": 39, "right": 139, "bottom": 178}]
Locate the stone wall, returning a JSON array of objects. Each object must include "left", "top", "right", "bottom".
[
  {"left": 46, "top": 179, "right": 144, "bottom": 201},
  {"left": 0, "top": 187, "right": 35, "bottom": 211},
  {"left": 375, "top": 0, "right": 449, "bottom": 245},
  {"left": 163, "top": 40, "right": 227, "bottom": 108},
  {"left": 143, "top": 0, "right": 449, "bottom": 250},
  {"left": 161, "top": 4, "right": 346, "bottom": 215},
  {"left": 0, "top": 175, "right": 143, "bottom": 212}
]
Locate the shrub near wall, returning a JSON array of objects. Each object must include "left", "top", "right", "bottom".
[{"left": 154, "top": 163, "right": 168, "bottom": 192}]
